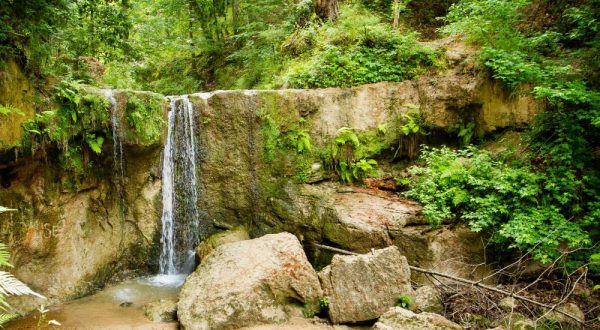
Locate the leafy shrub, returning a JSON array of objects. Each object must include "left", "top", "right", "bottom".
[
  {"left": 283, "top": 4, "right": 441, "bottom": 88},
  {"left": 352, "top": 158, "right": 378, "bottom": 182},
  {"left": 405, "top": 146, "right": 597, "bottom": 263},
  {"left": 441, "top": 0, "right": 529, "bottom": 50},
  {"left": 396, "top": 294, "right": 412, "bottom": 309}
]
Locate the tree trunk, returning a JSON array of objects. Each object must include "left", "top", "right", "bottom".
[
  {"left": 232, "top": 0, "right": 239, "bottom": 34},
  {"left": 392, "top": 0, "right": 401, "bottom": 29},
  {"left": 314, "top": 0, "right": 339, "bottom": 21}
]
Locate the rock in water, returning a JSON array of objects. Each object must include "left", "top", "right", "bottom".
[
  {"left": 144, "top": 299, "right": 177, "bottom": 322},
  {"left": 373, "top": 307, "right": 462, "bottom": 330},
  {"left": 178, "top": 233, "right": 323, "bottom": 330},
  {"left": 318, "top": 246, "right": 412, "bottom": 323}
]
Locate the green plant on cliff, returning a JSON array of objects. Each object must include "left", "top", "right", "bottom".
[
  {"left": 126, "top": 94, "right": 164, "bottom": 145},
  {"left": 0, "top": 105, "right": 24, "bottom": 117},
  {"left": 394, "top": 107, "right": 424, "bottom": 159},
  {"left": 324, "top": 127, "right": 380, "bottom": 183},
  {"left": 405, "top": 146, "right": 598, "bottom": 264},
  {"left": 426, "top": 0, "right": 600, "bottom": 268},
  {"left": 21, "top": 80, "right": 110, "bottom": 176}
]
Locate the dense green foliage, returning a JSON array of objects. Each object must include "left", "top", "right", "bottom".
[
  {"left": 22, "top": 81, "right": 110, "bottom": 175},
  {"left": 404, "top": 0, "right": 600, "bottom": 265},
  {"left": 283, "top": 4, "right": 441, "bottom": 88},
  {"left": 126, "top": 94, "right": 164, "bottom": 145},
  {"left": 2, "top": 0, "right": 445, "bottom": 93},
  {"left": 406, "top": 147, "right": 596, "bottom": 263}
]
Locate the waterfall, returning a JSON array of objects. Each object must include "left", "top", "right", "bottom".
[
  {"left": 104, "top": 89, "right": 126, "bottom": 211},
  {"left": 159, "top": 96, "right": 201, "bottom": 275}
]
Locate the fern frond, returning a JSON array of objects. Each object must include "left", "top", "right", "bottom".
[
  {"left": 0, "top": 272, "right": 45, "bottom": 299},
  {"left": 0, "top": 312, "right": 17, "bottom": 325},
  {"left": 0, "top": 243, "right": 12, "bottom": 268},
  {"left": 0, "top": 207, "right": 16, "bottom": 214}
]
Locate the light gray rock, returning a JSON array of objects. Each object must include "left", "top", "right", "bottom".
[
  {"left": 143, "top": 299, "right": 177, "bottom": 322},
  {"left": 318, "top": 246, "right": 412, "bottom": 324},
  {"left": 373, "top": 307, "right": 461, "bottom": 330},
  {"left": 178, "top": 233, "right": 323, "bottom": 330},
  {"left": 413, "top": 286, "right": 443, "bottom": 314}
]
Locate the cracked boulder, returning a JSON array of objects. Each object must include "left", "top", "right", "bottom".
[
  {"left": 322, "top": 189, "right": 424, "bottom": 253},
  {"left": 177, "top": 233, "right": 323, "bottom": 330},
  {"left": 318, "top": 246, "right": 412, "bottom": 324}
]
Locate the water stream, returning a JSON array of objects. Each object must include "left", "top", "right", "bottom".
[
  {"left": 103, "top": 89, "right": 126, "bottom": 212},
  {"left": 159, "top": 96, "right": 201, "bottom": 275}
]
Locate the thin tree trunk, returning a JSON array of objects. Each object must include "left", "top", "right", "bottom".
[
  {"left": 232, "top": 0, "right": 239, "bottom": 34},
  {"left": 315, "top": 0, "right": 339, "bottom": 21},
  {"left": 392, "top": 0, "right": 401, "bottom": 29}
]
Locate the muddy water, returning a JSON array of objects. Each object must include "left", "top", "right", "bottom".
[{"left": 7, "top": 275, "right": 185, "bottom": 330}]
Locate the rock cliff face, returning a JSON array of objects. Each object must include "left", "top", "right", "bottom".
[
  {"left": 188, "top": 77, "right": 539, "bottom": 233},
  {"left": 0, "top": 58, "right": 540, "bottom": 311}
]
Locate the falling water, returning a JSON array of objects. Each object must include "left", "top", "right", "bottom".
[
  {"left": 159, "top": 96, "right": 201, "bottom": 275},
  {"left": 104, "top": 89, "right": 126, "bottom": 210}
]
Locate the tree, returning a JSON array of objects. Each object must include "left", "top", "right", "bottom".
[{"left": 314, "top": 0, "right": 339, "bottom": 21}]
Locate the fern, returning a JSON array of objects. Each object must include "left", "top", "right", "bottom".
[
  {"left": 0, "top": 244, "right": 12, "bottom": 268},
  {"left": 0, "top": 105, "right": 24, "bottom": 117},
  {"left": 85, "top": 134, "right": 105, "bottom": 155},
  {"left": 0, "top": 207, "right": 16, "bottom": 214},
  {"left": 0, "top": 272, "right": 44, "bottom": 299},
  {"left": 0, "top": 313, "right": 17, "bottom": 325}
]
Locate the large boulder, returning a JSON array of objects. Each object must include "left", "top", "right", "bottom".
[
  {"left": 177, "top": 233, "right": 323, "bottom": 330},
  {"left": 373, "top": 307, "right": 461, "bottom": 330},
  {"left": 318, "top": 246, "right": 412, "bottom": 324}
]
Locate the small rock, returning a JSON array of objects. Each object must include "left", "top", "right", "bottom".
[
  {"left": 542, "top": 303, "right": 585, "bottom": 329},
  {"left": 373, "top": 307, "right": 461, "bottom": 330},
  {"left": 499, "top": 297, "right": 518, "bottom": 312},
  {"left": 497, "top": 312, "right": 536, "bottom": 330},
  {"left": 196, "top": 226, "right": 250, "bottom": 263},
  {"left": 143, "top": 299, "right": 177, "bottom": 322},
  {"left": 119, "top": 301, "right": 133, "bottom": 308},
  {"left": 318, "top": 246, "right": 412, "bottom": 323},
  {"left": 413, "top": 285, "right": 443, "bottom": 314}
]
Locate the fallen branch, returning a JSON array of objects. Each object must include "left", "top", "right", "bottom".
[{"left": 309, "top": 242, "right": 585, "bottom": 326}]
